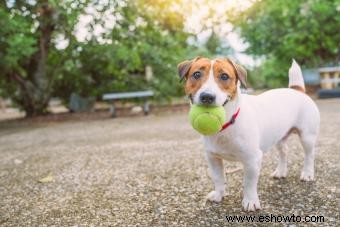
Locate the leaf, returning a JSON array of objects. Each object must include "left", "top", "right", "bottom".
[{"left": 38, "top": 174, "right": 54, "bottom": 183}]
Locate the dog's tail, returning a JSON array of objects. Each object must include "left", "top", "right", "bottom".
[{"left": 288, "top": 59, "right": 305, "bottom": 92}]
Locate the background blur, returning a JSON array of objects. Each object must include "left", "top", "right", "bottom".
[
  {"left": 1, "top": 1, "right": 340, "bottom": 225},
  {"left": 0, "top": 0, "right": 339, "bottom": 118}
]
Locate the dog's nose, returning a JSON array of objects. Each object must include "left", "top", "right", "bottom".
[{"left": 199, "top": 92, "right": 216, "bottom": 105}]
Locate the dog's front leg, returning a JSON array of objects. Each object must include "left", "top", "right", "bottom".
[
  {"left": 205, "top": 152, "right": 226, "bottom": 203},
  {"left": 241, "top": 151, "right": 262, "bottom": 211}
]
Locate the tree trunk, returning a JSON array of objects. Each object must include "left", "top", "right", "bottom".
[{"left": 11, "top": 2, "right": 56, "bottom": 117}]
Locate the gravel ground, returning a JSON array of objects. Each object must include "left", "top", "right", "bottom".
[{"left": 0, "top": 99, "right": 339, "bottom": 226}]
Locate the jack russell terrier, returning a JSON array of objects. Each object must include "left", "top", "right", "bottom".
[{"left": 177, "top": 57, "right": 320, "bottom": 211}]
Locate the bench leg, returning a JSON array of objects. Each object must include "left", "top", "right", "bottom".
[
  {"left": 110, "top": 104, "right": 116, "bottom": 118},
  {"left": 143, "top": 101, "right": 150, "bottom": 115}
]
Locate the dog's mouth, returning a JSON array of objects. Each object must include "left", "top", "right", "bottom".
[
  {"left": 222, "top": 96, "right": 231, "bottom": 106},
  {"left": 189, "top": 94, "right": 231, "bottom": 107}
]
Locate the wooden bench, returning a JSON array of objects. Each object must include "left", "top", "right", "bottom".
[{"left": 102, "top": 90, "right": 154, "bottom": 117}]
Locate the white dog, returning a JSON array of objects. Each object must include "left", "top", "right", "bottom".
[{"left": 177, "top": 57, "right": 320, "bottom": 211}]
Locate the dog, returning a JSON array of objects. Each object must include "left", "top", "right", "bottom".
[{"left": 177, "top": 57, "right": 320, "bottom": 211}]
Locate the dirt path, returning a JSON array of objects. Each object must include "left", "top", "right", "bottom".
[{"left": 0, "top": 99, "right": 339, "bottom": 226}]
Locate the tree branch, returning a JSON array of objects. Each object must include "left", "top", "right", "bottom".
[{"left": 11, "top": 72, "right": 28, "bottom": 89}]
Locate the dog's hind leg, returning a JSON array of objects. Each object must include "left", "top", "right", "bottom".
[
  {"left": 271, "top": 140, "right": 288, "bottom": 178},
  {"left": 299, "top": 133, "right": 317, "bottom": 181}
]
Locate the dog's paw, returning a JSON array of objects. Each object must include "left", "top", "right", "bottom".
[
  {"left": 206, "top": 190, "right": 224, "bottom": 203},
  {"left": 242, "top": 197, "right": 261, "bottom": 212},
  {"left": 271, "top": 168, "right": 287, "bottom": 178},
  {"left": 300, "top": 171, "right": 314, "bottom": 181}
]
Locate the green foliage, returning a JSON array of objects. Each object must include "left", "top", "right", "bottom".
[
  {"left": 0, "top": 0, "right": 89, "bottom": 116},
  {"left": 53, "top": 0, "right": 190, "bottom": 103},
  {"left": 0, "top": 0, "right": 192, "bottom": 115},
  {"left": 248, "top": 58, "right": 291, "bottom": 89},
  {"left": 6, "top": 0, "right": 337, "bottom": 114},
  {"left": 0, "top": 8, "right": 36, "bottom": 73},
  {"left": 231, "top": 0, "right": 340, "bottom": 87}
]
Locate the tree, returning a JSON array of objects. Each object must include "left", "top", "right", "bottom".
[
  {"left": 0, "top": 0, "right": 192, "bottom": 116},
  {"left": 230, "top": 0, "right": 340, "bottom": 87},
  {"left": 54, "top": 0, "right": 191, "bottom": 103},
  {"left": 0, "top": 0, "right": 87, "bottom": 116}
]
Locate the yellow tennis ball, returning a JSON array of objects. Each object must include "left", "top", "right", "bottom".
[{"left": 189, "top": 105, "right": 226, "bottom": 135}]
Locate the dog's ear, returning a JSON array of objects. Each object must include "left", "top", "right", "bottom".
[
  {"left": 177, "top": 60, "right": 192, "bottom": 82},
  {"left": 227, "top": 58, "right": 247, "bottom": 88},
  {"left": 177, "top": 56, "right": 201, "bottom": 82}
]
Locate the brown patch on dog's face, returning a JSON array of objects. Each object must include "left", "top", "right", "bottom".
[
  {"left": 213, "top": 59, "right": 238, "bottom": 100},
  {"left": 183, "top": 58, "right": 211, "bottom": 96}
]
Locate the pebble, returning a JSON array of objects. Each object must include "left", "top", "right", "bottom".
[{"left": 14, "top": 159, "right": 23, "bottom": 165}]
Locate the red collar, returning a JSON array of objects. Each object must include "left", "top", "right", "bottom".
[{"left": 220, "top": 108, "right": 240, "bottom": 132}]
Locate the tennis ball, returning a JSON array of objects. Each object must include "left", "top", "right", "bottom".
[{"left": 189, "top": 105, "right": 226, "bottom": 135}]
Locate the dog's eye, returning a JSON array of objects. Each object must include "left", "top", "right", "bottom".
[
  {"left": 220, "top": 73, "right": 230, "bottom": 81},
  {"left": 192, "top": 71, "right": 201, "bottom": 80}
]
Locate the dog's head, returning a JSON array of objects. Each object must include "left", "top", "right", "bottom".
[{"left": 177, "top": 57, "right": 247, "bottom": 106}]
